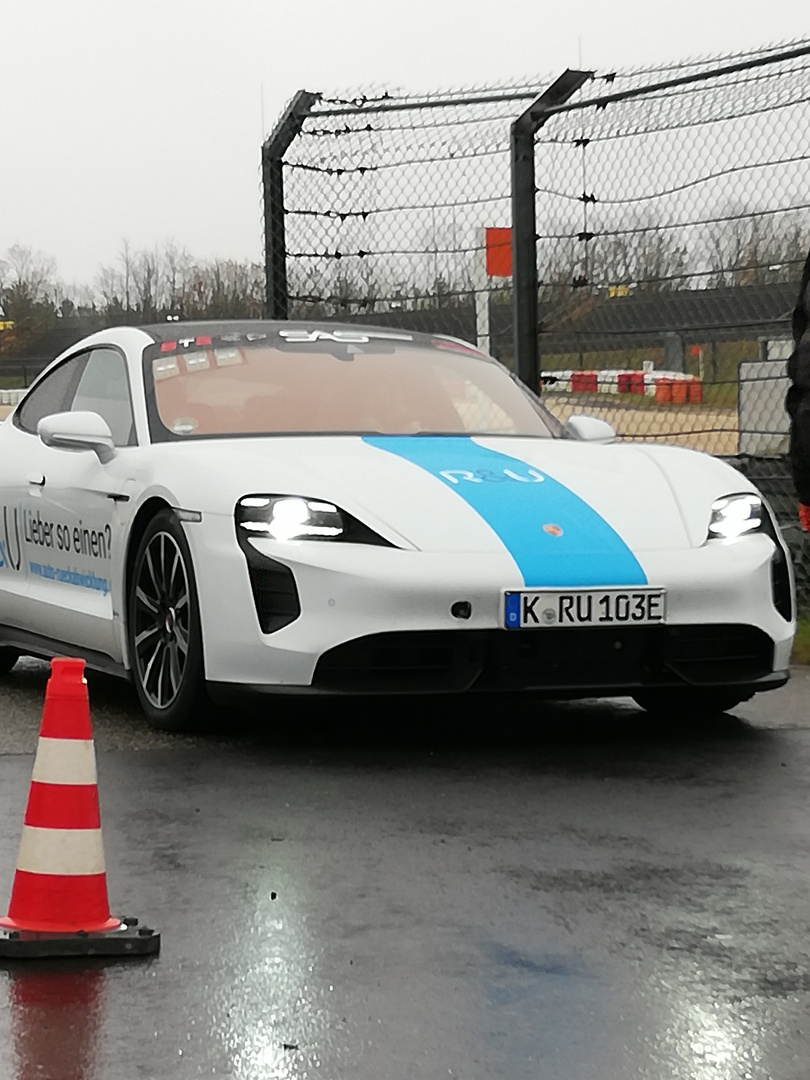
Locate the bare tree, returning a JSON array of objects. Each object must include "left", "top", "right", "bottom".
[
  {"left": 163, "top": 240, "right": 192, "bottom": 314},
  {"left": 96, "top": 263, "right": 123, "bottom": 313},
  {"left": 1, "top": 245, "right": 57, "bottom": 319},
  {"left": 119, "top": 239, "right": 134, "bottom": 314},
  {"left": 704, "top": 211, "right": 808, "bottom": 288},
  {"left": 131, "top": 248, "right": 163, "bottom": 322}
]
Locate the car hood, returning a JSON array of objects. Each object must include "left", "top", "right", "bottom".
[{"left": 152, "top": 435, "right": 754, "bottom": 569}]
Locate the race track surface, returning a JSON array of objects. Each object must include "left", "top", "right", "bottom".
[{"left": 0, "top": 660, "right": 807, "bottom": 1079}]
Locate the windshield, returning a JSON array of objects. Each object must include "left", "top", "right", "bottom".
[{"left": 145, "top": 335, "right": 558, "bottom": 441}]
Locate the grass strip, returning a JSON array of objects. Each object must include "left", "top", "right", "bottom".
[{"left": 793, "top": 615, "right": 810, "bottom": 665}]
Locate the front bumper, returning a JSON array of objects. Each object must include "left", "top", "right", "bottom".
[
  {"left": 187, "top": 516, "right": 795, "bottom": 691},
  {"left": 210, "top": 625, "right": 790, "bottom": 698}
]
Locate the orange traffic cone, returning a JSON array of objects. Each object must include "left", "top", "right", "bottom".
[{"left": 0, "top": 657, "right": 159, "bottom": 958}]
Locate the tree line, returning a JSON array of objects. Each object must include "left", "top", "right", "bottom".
[
  {"left": 288, "top": 208, "right": 808, "bottom": 320},
  {"left": 1, "top": 209, "right": 806, "bottom": 352},
  {"left": 0, "top": 242, "right": 264, "bottom": 354}
]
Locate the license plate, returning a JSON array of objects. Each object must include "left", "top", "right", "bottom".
[{"left": 504, "top": 588, "right": 666, "bottom": 629}]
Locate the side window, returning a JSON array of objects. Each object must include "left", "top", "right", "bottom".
[
  {"left": 16, "top": 354, "right": 88, "bottom": 435},
  {"left": 71, "top": 348, "right": 136, "bottom": 447}
]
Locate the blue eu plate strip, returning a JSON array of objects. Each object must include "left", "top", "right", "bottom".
[
  {"left": 363, "top": 436, "right": 647, "bottom": 588},
  {"left": 504, "top": 592, "right": 522, "bottom": 627}
]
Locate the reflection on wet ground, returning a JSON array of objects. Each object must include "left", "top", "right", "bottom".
[
  {"left": 2, "top": 963, "right": 107, "bottom": 1080},
  {"left": 0, "top": 663, "right": 806, "bottom": 1078}
]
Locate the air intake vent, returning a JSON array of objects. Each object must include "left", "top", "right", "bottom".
[
  {"left": 664, "top": 624, "right": 773, "bottom": 684},
  {"left": 247, "top": 559, "right": 299, "bottom": 633},
  {"left": 235, "top": 539, "right": 300, "bottom": 634}
]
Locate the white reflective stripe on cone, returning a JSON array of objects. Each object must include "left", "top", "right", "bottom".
[
  {"left": 16, "top": 826, "right": 106, "bottom": 876},
  {"left": 31, "top": 739, "right": 97, "bottom": 785}
]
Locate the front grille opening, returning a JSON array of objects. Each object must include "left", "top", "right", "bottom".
[
  {"left": 664, "top": 624, "right": 773, "bottom": 684},
  {"left": 316, "top": 631, "right": 486, "bottom": 692},
  {"left": 313, "top": 624, "right": 776, "bottom": 694},
  {"left": 484, "top": 625, "right": 665, "bottom": 689}
]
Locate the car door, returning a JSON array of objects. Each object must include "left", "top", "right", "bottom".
[
  {"left": 12, "top": 347, "right": 135, "bottom": 661},
  {"left": 0, "top": 354, "right": 85, "bottom": 636}
]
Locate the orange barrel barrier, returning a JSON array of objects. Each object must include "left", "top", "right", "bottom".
[
  {"left": 655, "top": 378, "right": 673, "bottom": 403},
  {"left": 687, "top": 378, "right": 703, "bottom": 404},
  {"left": 671, "top": 380, "right": 688, "bottom": 404}
]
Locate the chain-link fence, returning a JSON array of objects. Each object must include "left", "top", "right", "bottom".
[
  {"left": 262, "top": 82, "right": 529, "bottom": 338},
  {"left": 264, "top": 41, "right": 810, "bottom": 609}
]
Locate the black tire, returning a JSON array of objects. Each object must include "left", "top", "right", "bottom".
[
  {"left": 632, "top": 688, "right": 750, "bottom": 716},
  {"left": 127, "top": 508, "right": 207, "bottom": 731},
  {"left": 0, "top": 648, "right": 19, "bottom": 675}
]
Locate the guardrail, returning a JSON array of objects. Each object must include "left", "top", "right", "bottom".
[
  {"left": 0, "top": 357, "right": 51, "bottom": 388},
  {"left": 543, "top": 369, "right": 703, "bottom": 402}
]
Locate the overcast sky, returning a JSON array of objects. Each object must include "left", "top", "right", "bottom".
[{"left": 3, "top": 1, "right": 808, "bottom": 287}]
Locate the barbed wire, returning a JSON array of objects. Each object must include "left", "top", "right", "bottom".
[
  {"left": 537, "top": 91, "right": 810, "bottom": 145},
  {"left": 286, "top": 193, "right": 511, "bottom": 219},
  {"left": 597, "top": 38, "right": 810, "bottom": 79},
  {"left": 557, "top": 203, "right": 810, "bottom": 241},
  {"left": 286, "top": 143, "right": 507, "bottom": 173}
]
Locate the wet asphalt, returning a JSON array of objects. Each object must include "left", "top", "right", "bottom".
[{"left": 0, "top": 660, "right": 808, "bottom": 1079}]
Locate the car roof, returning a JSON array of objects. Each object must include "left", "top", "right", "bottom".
[{"left": 138, "top": 320, "right": 445, "bottom": 347}]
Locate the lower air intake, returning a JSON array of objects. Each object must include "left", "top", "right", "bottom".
[
  {"left": 245, "top": 557, "right": 300, "bottom": 634},
  {"left": 313, "top": 624, "right": 774, "bottom": 694}
]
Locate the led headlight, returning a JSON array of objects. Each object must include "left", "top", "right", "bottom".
[
  {"left": 237, "top": 496, "right": 344, "bottom": 541},
  {"left": 236, "top": 495, "right": 394, "bottom": 546},
  {"left": 707, "top": 493, "right": 763, "bottom": 541}
]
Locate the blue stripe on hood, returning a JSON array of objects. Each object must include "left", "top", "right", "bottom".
[{"left": 363, "top": 435, "right": 646, "bottom": 588}]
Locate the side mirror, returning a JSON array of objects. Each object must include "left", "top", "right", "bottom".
[
  {"left": 564, "top": 414, "right": 617, "bottom": 443},
  {"left": 38, "top": 411, "right": 116, "bottom": 464}
]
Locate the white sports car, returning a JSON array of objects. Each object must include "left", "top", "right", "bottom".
[{"left": 0, "top": 321, "right": 795, "bottom": 729}]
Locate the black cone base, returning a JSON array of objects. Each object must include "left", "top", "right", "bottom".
[{"left": 0, "top": 921, "right": 160, "bottom": 959}]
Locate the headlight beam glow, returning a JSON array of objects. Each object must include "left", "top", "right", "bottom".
[
  {"left": 237, "top": 495, "right": 345, "bottom": 542},
  {"left": 707, "top": 493, "right": 764, "bottom": 541}
]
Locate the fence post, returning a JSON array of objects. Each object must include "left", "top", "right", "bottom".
[
  {"left": 262, "top": 90, "right": 320, "bottom": 319},
  {"left": 511, "top": 70, "right": 592, "bottom": 391}
]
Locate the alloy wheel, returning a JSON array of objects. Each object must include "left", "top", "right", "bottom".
[{"left": 132, "top": 530, "right": 191, "bottom": 710}]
